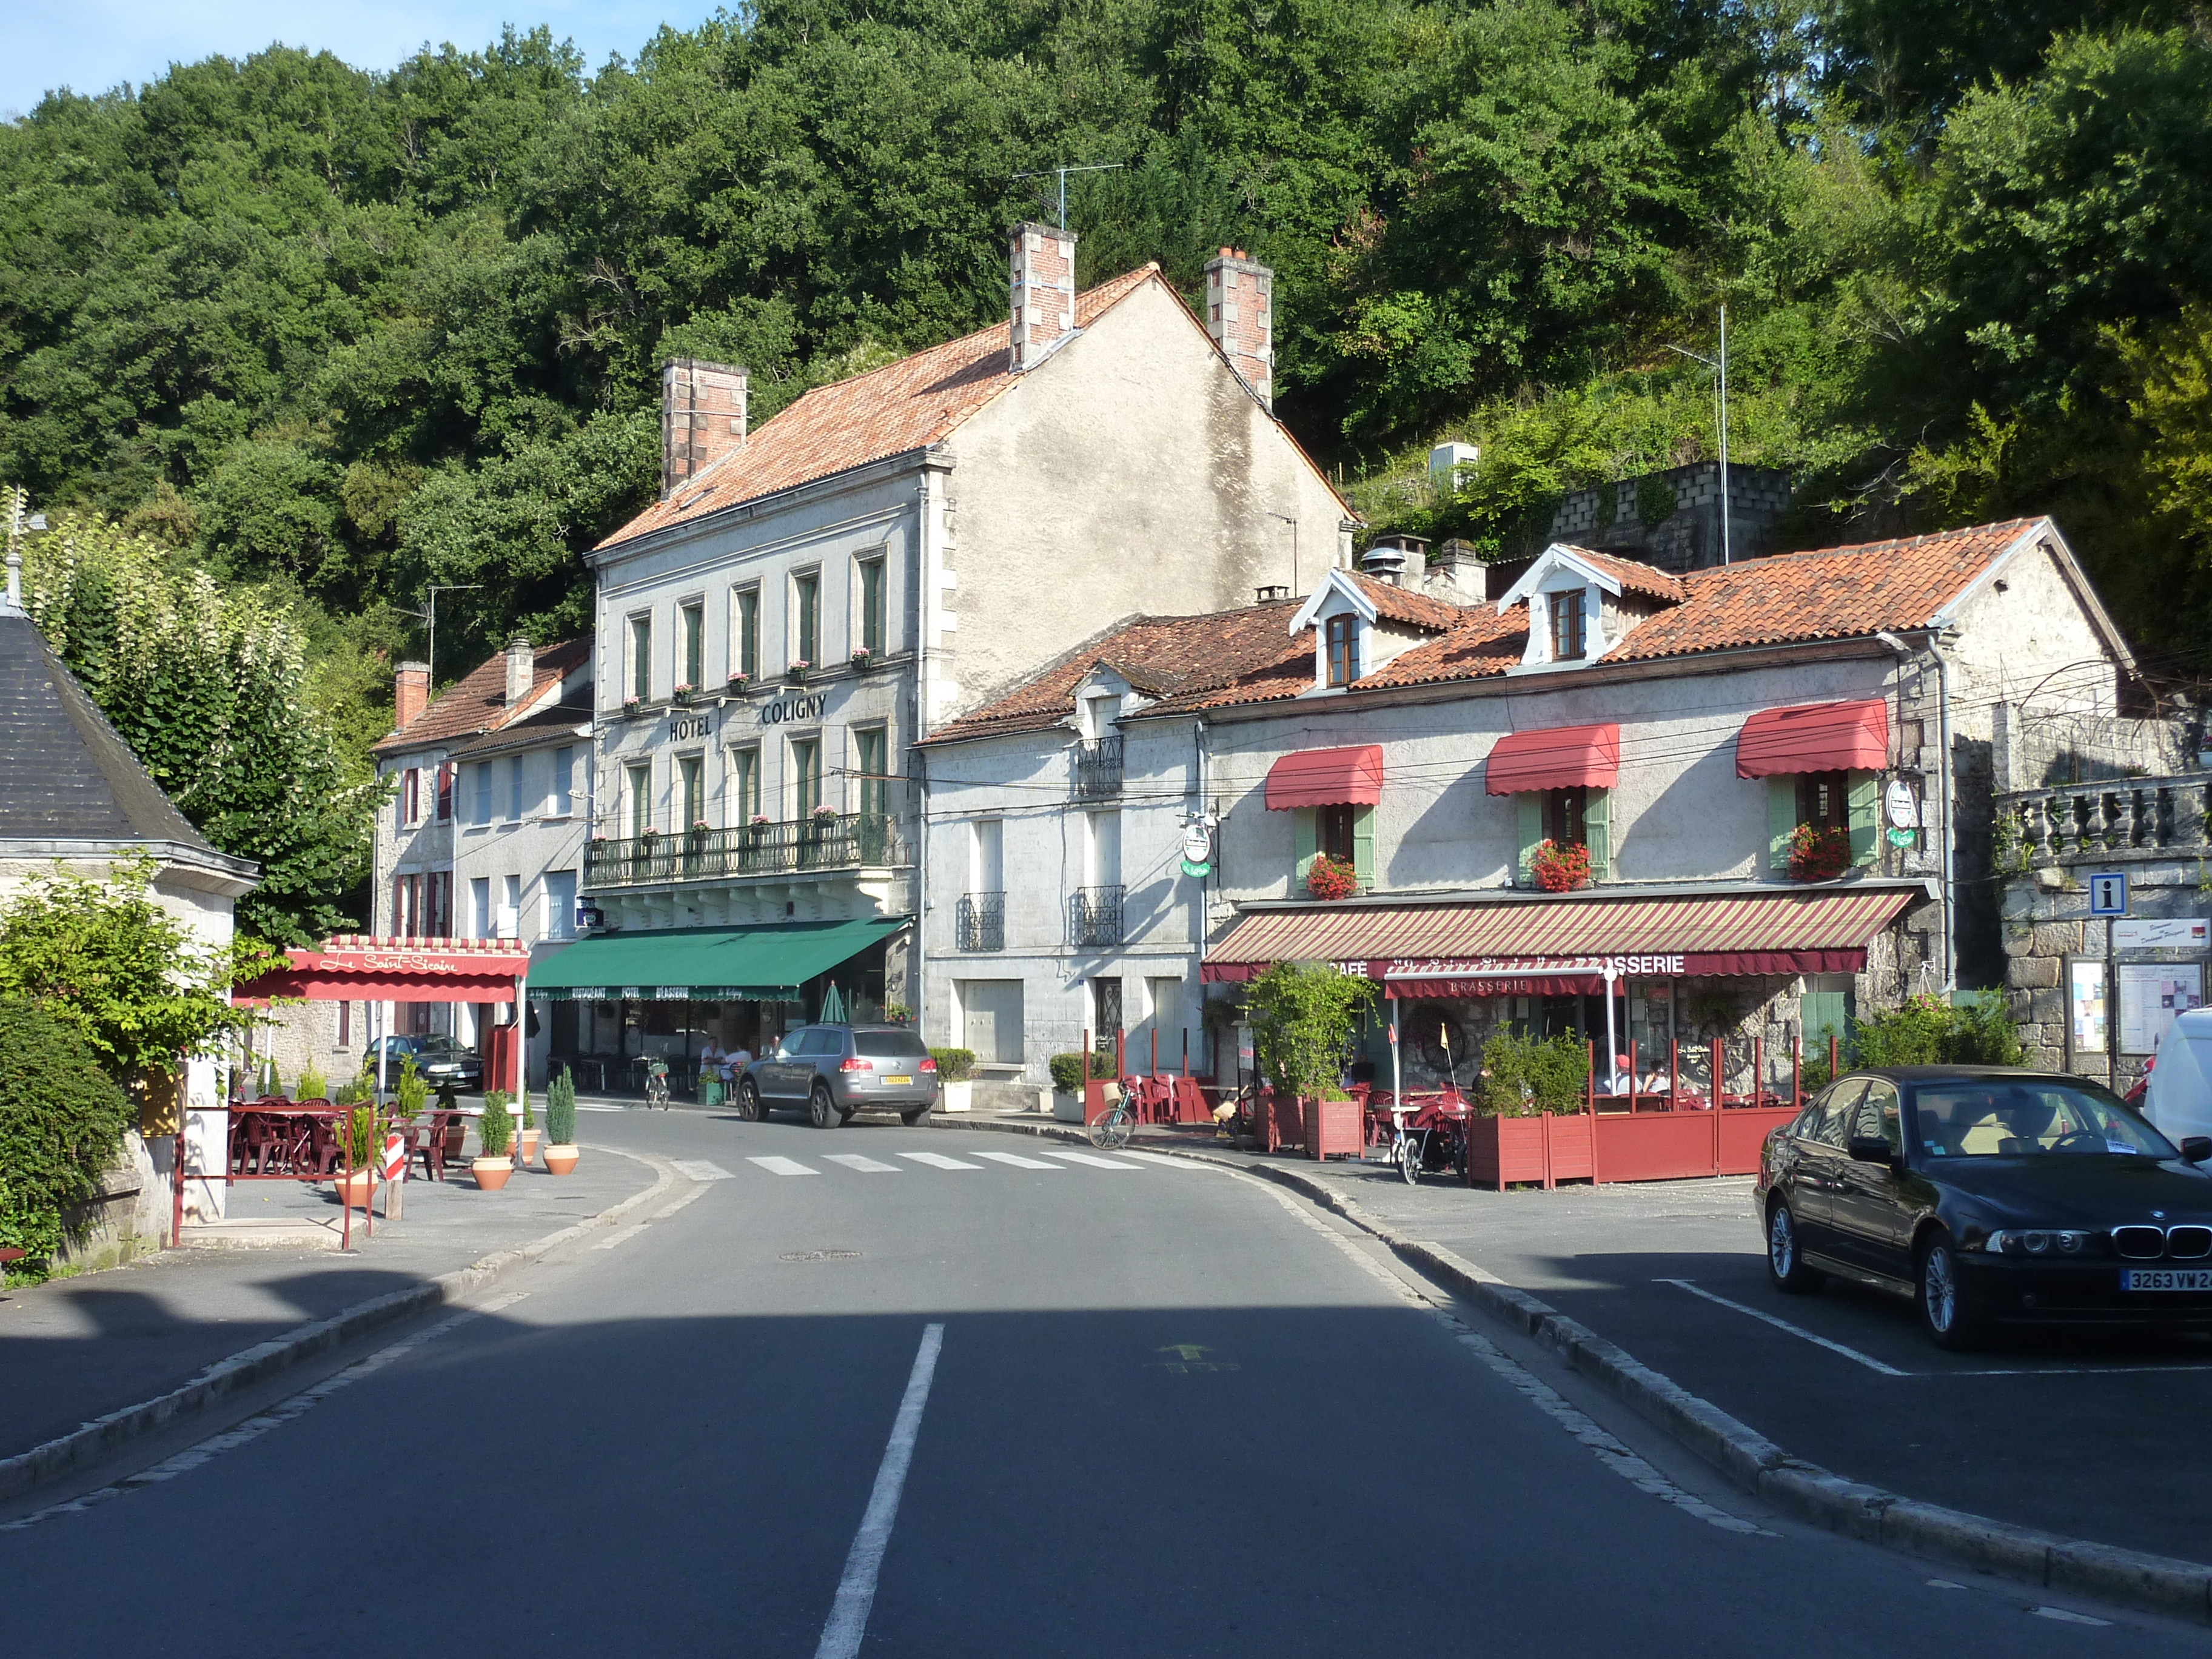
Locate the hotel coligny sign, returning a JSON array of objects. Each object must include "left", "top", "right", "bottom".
[{"left": 664, "top": 694, "right": 827, "bottom": 743}]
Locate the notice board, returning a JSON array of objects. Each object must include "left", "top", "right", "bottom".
[{"left": 2117, "top": 962, "right": 2204, "bottom": 1056}]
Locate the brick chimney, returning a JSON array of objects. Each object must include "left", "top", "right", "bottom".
[
  {"left": 660, "top": 359, "right": 748, "bottom": 501},
  {"left": 504, "top": 637, "right": 534, "bottom": 707},
  {"left": 1008, "top": 222, "right": 1078, "bottom": 372},
  {"left": 395, "top": 660, "right": 430, "bottom": 731},
  {"left": 1205, "top": 247, "right": 1273, "bottom": 411}
]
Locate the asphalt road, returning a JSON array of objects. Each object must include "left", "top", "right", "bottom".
[{"left": 2, "top": 1111, "right": 2202, "bottom": 1657}]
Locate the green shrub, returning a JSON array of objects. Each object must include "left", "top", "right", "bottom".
[
  {"left": 340, "top": 1104, "right": 380, "bottom": 1168},
  {"left": 929, "top": 1047, "right": 976, "bottom": 1082},
  {"left": 0, "top": 997, "right": 133, "bottom": 1281},
  {"left": 296, "top": 1064, "right": 328, "bottom": 1102},
  {"left": 395, "top": 1055, "right": 428, "bottom": 1116},
  {"left": 1478, "top": 1029, "right": 1591, "bottom": 1116},
  {"left": 520, "top": 1089, "right": 535, "bottom": 1131},
  {"left": 1048, "top": 1051, "right": 1117, "bottom": 1093},
  {"left": 484, "top": 1088, "right": 511, "bottom": 1122},
  {"left": 546, "top": 1067, "right": 577, "bottom": 1145},
  {"left": 478, "top": 1096, "right": 512, "bottom": 1158},
  {"left": 1850, "top": 992, "right": 2025, "bottom": 1070},
  {"left": 1243, "top": 962, "right": 1376, "bottom": 1101}
]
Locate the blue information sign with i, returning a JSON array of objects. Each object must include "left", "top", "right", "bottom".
[{"left": 2088, "top": 872, "right": 2128, "bottom": 917}]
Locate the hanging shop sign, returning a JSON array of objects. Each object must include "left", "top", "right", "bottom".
[
  {"left": 1883, "top": 777, "right": 1920, "bottom": 829},
  {"left": 1179, "top": 820, "right": 1213, "bottom": 879}
]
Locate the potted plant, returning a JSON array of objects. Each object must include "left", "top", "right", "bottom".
[
  {"left": 544, "top": 1067, "right": 580, "bottom": 1175},
  {"left": 850, "top": 645, "right": 873, "bottom": 669},
  {"left": 520, "top": 1090, "right": 541, "bottom": 1162},
  {"left": 788, "top": 659, "right": 811, "bottom": 682},
  {"left": 473, "top": 1095, "right": 514, "bottom": 1190},
  {"left": 809, "top": 803, "right": 839, "bottom": 839},
  {"left": 1464, "top": 1030, "right": 1595, "bottom": 1189},
  {"left": 1305, "top": 853, "right": 1358, "bottom": 901},
  {"left": 672, "top": 682, "right": 695, "bottom": 705},
  {"left": 333, "top": 1103, "right": 380, "bottom": 1210},
  {"left": 1530, "top": 839, "right": 1592, "bottom": 892},
  {"left": 623, "top": 694, "right": 642, "bottom": 715},
  {"left": 930, "top": 1047, "right": 976, "bottom": 1112},
  {"left": 296, "top": 1064, "right": 328, "bottom": 1104},
  {"left": 1048, "top": 1051, "right": 1115, "bottom": 1122},
  {"left": 726, "top": 669, "right": 751, "bottom": 693},
  {"left": 1241, "top": 962, "right": 1375, "bottom": 1160},
  {"left": 1788, "top": 822, "right": 1852, "bottom": 882},
  {"left": 394, "top": 1055, "right": 429, "bottom": 1120}
]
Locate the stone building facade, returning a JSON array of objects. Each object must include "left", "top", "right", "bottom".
[{"left": 1547, "top": 461, "right": 1792, "bottom": 572}]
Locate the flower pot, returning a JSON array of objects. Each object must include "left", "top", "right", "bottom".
[
  {"left": 543, "top": 1144, "right": 581, "bottom": 1175},
  {"left": 517, "top": 1129, "right": 541, "bottom": 1163},
  {"left": 1051, "top": 1090, "right": 1084, "bottom": 1123},
  {"left": 939, "top": 1079, "right": 972, "bottom": 1113},
  {"left": 472, "top": 1156, "right": 514, "bottom": 1191},
  {"left": 332, "top": 1168, "right": 375, "bottom": 1208}
]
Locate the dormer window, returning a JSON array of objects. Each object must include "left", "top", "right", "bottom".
[
  {"left": 1548, "top": 591, "right": 1586, "bottom": 662},
  {"left": 1324, "top": 614, "right": 1359, "bottom": 686}
]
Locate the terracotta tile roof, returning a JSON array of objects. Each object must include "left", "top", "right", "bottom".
[
  {"left": 374, "top": 637, "right": 592, "bottom": 756},
  {"left": 1350, "top": 572, "right": 1469, "bottom": 631},
  {"left": 1360, "top": 520, "right": 2044, "bottom": 692},
  {"left": 1555, "top": 545, "right": 1687, "bottom": 604},
  {"left": 598, "top": 267, "right": 1163, "bottom": 551},
  {"left": 923, "top": 600, "right": 1312, "bottom": 744}
]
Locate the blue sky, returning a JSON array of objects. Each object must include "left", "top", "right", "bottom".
[{"left": 4, "top": 2, "right": 719, "bottom": 119}]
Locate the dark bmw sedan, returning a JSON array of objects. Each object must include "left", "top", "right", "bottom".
[{"left": 1758, "top": 1067, "right": 2212, "bottom": 1348}]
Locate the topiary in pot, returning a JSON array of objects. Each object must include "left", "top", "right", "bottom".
[
  {"left": 473, "top": 1094, "right": 514, "bottom": 1190},
  {"left": 544, "top": 1066, "right": 580, "bottom": 1174},
  {"left": 296, "top": 1064, "right": 328, "bottom": 1103},
  {"left": 333, "top": 1103, "right": 381, "bottom": 1208}
]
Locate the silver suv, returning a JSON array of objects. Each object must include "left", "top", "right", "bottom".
[{"left": 737, "top": 1025, "right": 939, "bottom": 1128}]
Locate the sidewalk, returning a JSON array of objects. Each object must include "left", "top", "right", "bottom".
[{"left": 0, "top": 1142, "right": 657, "bottom": 1469}]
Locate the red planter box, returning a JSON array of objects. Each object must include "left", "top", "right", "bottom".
[
  {"left": 1306, "top": 1097, "right": 1362, "bottom": 1161},
  {"left": 1464, "top": 1113, "right": 1594, "bottom": 1191},
  {"left": 1590, "top": 1105, "right": 1797, "bottom": 1183}
]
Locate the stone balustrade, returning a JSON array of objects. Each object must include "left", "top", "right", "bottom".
[{"left": 1998, "top": 773, "right": 2212, "bottom": 866}]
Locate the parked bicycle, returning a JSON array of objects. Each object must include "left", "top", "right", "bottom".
[
  {"left": 1088, "top": 1080, "right": 1138, "bottom": 1150},
  {"left": 645, "top": 1059, "right": 672, "bottom": 1110}
]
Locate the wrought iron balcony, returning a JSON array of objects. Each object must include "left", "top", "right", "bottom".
[
  {"left": 956, "top": 890, "right": 1005, "bottom": 951},
  {"left": 1071, "top": 883, "right": 1124, "bottom": 947},
  {"left": 1073, "top": 735, "right": 1124, "bottom": 799},
  {"left": 583, "top": 813, "right": 908, "bottom": 890}
]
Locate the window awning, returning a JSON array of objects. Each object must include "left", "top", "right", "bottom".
[
  {"left": 1735, "top": 699, "right": 1888, "bottom": 779},
  {"left": 1265, "top": 745, "right": 1384, "bottom": 810},
  {"left": 526, "top": 916, "right": 908, "bottom": 1002},
  {"left": 233, "top": 936, "right": 532, "bottom": 1004},
  {"left": 1484, "top": 723, "right": 1620, "bottom": 796},
  {"left": 1200, "top": 885, "right": 1925, "bottom": 993}
]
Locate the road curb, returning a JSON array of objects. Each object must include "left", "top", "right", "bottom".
[
  {"left": 932, "top": 1118, "right": 2212, "bottom": 1624},
  {"left": 0, "top": 1144, "right": 680, "bottom": 1506}
]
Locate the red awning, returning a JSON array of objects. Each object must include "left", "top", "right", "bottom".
[
  {"left": 232, "top": 935, "right": 533, "bottom": 1004},
  {"left": 1735, "top": 699, "right": 1888, "bottom": 779},
  {"left": 1265, "top": 745, "right": 1384, "bottom": 810},
  {"left": 1201, "top": 886, "right": 1925, "bottom": 984},
  {"left": 1484, "top": 724, "right": 1620, "bottom": 796}
]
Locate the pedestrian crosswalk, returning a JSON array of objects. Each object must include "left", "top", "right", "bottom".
[{"left": 740, "top": 1145, "right": 1159, "bottom": 1177}]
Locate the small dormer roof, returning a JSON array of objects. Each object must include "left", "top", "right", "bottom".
[
  {"left": 1493, "top": 544, "right": 1686, "bottom": 613},
  {"left": 1289, "top": 568, "right": 1376, "bottom": 634},
  {"left": 1289, "top": 568, "right": 1466, "bottom": 635}
]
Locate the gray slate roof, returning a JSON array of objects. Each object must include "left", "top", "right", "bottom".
[{"left": 0, "top": 612, "right": 217, "bottom": 849}]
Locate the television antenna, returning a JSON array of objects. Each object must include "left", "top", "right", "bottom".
[
  {"left": 1011, "top": 163, "right": 1125, "bottom": 230},
  {"left": 393, "top": 583, "right": 483, "bottom": 701},
  {"left": 1666, "top": 304, "right": 1732, "bottom": 565}
]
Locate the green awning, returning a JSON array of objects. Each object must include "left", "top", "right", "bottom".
[{"left": 527, "top": 917, "right": 907, "bottom": 1002}]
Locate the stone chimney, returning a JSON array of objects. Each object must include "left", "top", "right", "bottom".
[
  {"left": 1008, "top": 222, "right": 1078, "bottom": 372},
  {"left": 1424, "top": 538, "right": 1486, "bottom": 605},
  {"left": 1205, "top": 247, "right": 1274, "bottom": 410},
  {"left": 660, "top": 359, "right": 748, "bottom": 501},
  {"left": 395, "top": 660, "right": 430, "bottom": 731},
  {"left": 504, "top": 637, "right": 534, "bottom": 707}
]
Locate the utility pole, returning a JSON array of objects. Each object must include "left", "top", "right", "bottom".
[
  {"left": 1011, "top": 163, "right": 1125, "bottom": 229},
  {"left": 4, "top": 486, "right": 46, "bottom": 615},
  {"left": 1266, "top": 511, "right": 1300, "bottom": 595},
  {"left": 1666, "top": 304, "right": 1732, "bottom": 565}
]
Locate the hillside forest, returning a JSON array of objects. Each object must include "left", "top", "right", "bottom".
[{"left": 5, "top": 0, "right": 2212, "bottom": 940}]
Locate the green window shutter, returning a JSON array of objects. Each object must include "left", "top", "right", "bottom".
[
  {"left": 1294, "top": 808, "right": 1318, "bottom": 883},
  {"left": 1352, "top": 804, "right": 1376, "bottom": 890},
  {"left": 1517, "top": 794, "right": 1542, "bottom": 885},
  {"left": 1584, "top": 787, "right": 1612, "bottom": 881},
  {"left": 1847, "top": 771, "right": 1879, "bottom": 866},
  {"left": 1766, "top": 776, "right": 1797, "bottom": 870},
  {"left": 1800, "top": 990, "right": 1849, "bottom": 1051}
]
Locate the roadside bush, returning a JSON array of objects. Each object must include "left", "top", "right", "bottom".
[
  {"left": 296, "top": 1064, "right": 328, "bottom": 1102},
  {"left": 1852, "top": 992, "right": 2024, "bottom": 1069},
  {"left": 0, "top": 997, "right": 133, "bottom": 1281},
  {"left": 478, "top": 1095, "right": 512, "bottom": 1158},
  {"left": 1048, "top": 1051, "right": 1116, "bottom": 1093},
  {"left": 546, "top": 1067, "right": 577, "bottom": 1145},
  {"left": 929, "top": 1047, "right": 976, "bottom": 1082},
  {"left": 1478, "top": 1029, "right": 1590, "bottom": 1115},
  {"left": 1242, "top": 962, "right": 1376, "bottom": 1101}
]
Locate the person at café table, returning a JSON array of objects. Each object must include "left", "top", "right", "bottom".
[
  {"left": 1597, "top": 1052, "right": 1635, "bottom": 1094},
  {"left": 699, "top": 1033, "right": 728, "bottom": 1085}
]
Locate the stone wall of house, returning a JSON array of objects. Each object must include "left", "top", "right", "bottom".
[{"left": 1547, "top": 463, "right": 1792, "bottom": 572}]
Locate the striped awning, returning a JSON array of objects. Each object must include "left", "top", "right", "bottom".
[{"left": 1200, "top": 884, "right": 1926, "bottom": 993}]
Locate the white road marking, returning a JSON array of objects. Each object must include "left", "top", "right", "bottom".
[
  {"left": 1, "top": 1293, "right": 528, "bottom": 1531},
  {"left": 651, "top": 1186, "right": 709, "bottom": 1222},
  {"left": 1034, "top": 1148, "right": 1141, "bottom": 1170},
  {"left": 1113, "top": 1150, "right": 1202, "bottom": 1169},
  {"left": 898, "top": 1152, "right": 982, "bottom": 1170},
  {"left": 671, "top": 1159, "right": 735, "bottom": 1181},
  {"left": 1655, "top": 1278, "right": 1910, "bottom": 1377},
  {"left": 972, "top": 1150, "right": 1065, "bottom": 1171},
  {"left": 825, "top": 1153, "right": 902, "bottom": 1173},
  {"left": 748, "top": 1156, "right": 820, "bottom": 1176},
  {"left": 1927, "top": 1580, "right": 1968, "bottom": 1590},
  {"left": 2031, "top": 1607, "right": 2111, "bottom": 1626},
  {"left": 592, "top": 1224, "right": 651, "bottom": 1250},
  {"left": 814, "top": 1324, "right": 945, "bottom": 1659}
]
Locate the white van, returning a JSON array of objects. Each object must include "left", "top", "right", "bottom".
[{"left": 2143, "top": 1007, "right": 2212, "bottom": 1145}]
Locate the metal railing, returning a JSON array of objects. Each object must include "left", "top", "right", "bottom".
[
  {"left": 956, "top": 890, "right": 1005, "bottom": 951},
  {"left": 1998, "top": 774, "right": 2212, "bottom": 863},
  {"left": 583, "top": 813, "right": 908, "bottom": 889},
  {"left": 1071, "top": 883, "right": 1124, "bottom": 947},
  {"left": 1073, "top": 736, "right": 1124, "bottom": 799}
]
